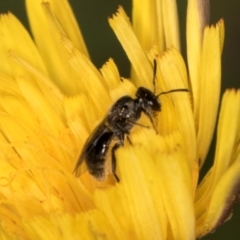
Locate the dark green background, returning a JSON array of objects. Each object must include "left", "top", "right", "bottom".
[{"left": 0, "top": 1, "right": 239, "bottom": 239}]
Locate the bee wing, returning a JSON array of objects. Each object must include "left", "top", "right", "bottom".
[
  {"left": 73, "top": 119, "right": 109, "bottom": 177},
  {"left": 73, "top": 157, "right": 88, "bottom": 177}
]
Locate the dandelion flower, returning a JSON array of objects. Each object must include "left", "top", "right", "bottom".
[{"left": 0, "top": 0, "right": 239, "bottom": 240}]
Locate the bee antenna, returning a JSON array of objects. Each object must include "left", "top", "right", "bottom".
[
  {"left": 156, "top": 88, "right": 189, "bottom": 98},
  {"left": 153, "top": 59, "right": 157, "bottom": 94}
]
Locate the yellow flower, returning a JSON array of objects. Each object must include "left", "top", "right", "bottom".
[{"left": 0, "top": 1, "right": 239, "bottom": 240}]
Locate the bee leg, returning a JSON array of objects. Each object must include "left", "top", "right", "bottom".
[
  {"left": 111, "top": 142, "right": 122, "bottom": 182},
  {"left": 127, "top": 135, "right": 132, "bottom": 145},
  {"left": 143, "top": 110, "right": 158, "bottom": 134},
  {"left": 116, "top": 123, "right": 130, "bottom": 135},
  {"left": 115, "top": 126, "right": 132, "bottom": 145}
]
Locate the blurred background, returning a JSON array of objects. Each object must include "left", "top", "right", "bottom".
[{"left": 0, "top": 0, "right": 239, "bottom": 239}]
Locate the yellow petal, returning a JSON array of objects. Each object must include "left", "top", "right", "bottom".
[
  {"left": 95, "top": 130, "right": 168, "bottom": 240},
  {"left": 0, "top": 13, "right": 64, "bottom": 118},
  {"left": 132, "top": 0, "right": 164, "bottom": 52},
  {"left": 196, "top": 90, "right": 240, "bottom": 200},
  {"left": 0, "top": 95, "right": 39, "bottom": 133},
  {"left": 186, "top": 0, "right": 209, "bottom": 110},
  {"left": 17, "top": 76, "right": 64, "bottom": 136},
  {"left": 196, "top": 20, "right": 224, "bottom": 167},
  {"left": 25, "top": 1, "right": 87, "bottom": 95},
  {"left": 9, "top": 75, "right": 72, "bottom": 167},
  {"left": 26, "top": 0, "right": 89, "bottom": 57},
  {"left": 61, "top": 35, "right": 111, "bottom": 116},
  {"left": 23, "top": 215, "right": 60, "bottom": 240},
  {"left": 209, "top": 90, "right": 240, "bottom": 188},
  {"left": 23, "top": 211, "right": 118, "bottom": 240},
  {"left": 161, "top": 0, "right": 180, "bottom": 51},
  {"left": 64, "top": 95, "right": 91, "bottom": 139},
  {"left": 94, "top": 129, "right": 195, "bottom": 240},
  {"left": 0, "top": 73, "right": 21, "bottom": 96},
  {"left": 100, "top": 58, "right": 122, "bottom": 89},
  {"left": 100, "top": 58, "right": 137, "bottom": 101},
  {"left": 109, "top": 7, "right": 153, "bottom": 88},
  {"left": 0, "top": 203, "right": 27, "bottom": 239},
  {"left": 0, "top": 113, "right": 46, "bottom": 164},
  {"left": 0, "top": 13, "right": 48, "bottom": 77},
  {"left": 197, "top": 153, "right": 240, "bottom": 238},
  {"left": 156, "top": 132, "right": 195, "bottom": 240},
  {"left": 158, "top": 49, "right": 196, "bottom": 168},
  {"left": 9, "top": 51, "right": 64, "bottom": 103},
  {"left": 132, "top": 0, "right": 180, "bottom": 53},
  {"left": 195, "top": 90, "right": 240, "bottom": 235}
]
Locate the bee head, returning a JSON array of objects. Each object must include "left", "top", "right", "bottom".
[{"left": 135, "top": 87, "right": 161, "bottom": 113}]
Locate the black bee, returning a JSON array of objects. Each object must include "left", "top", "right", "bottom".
[
  {"left": 73, "top": 96, "right": 140, "bottom": 182},
  {"left": 73, "top": 60, "right": 188, "bottom": 181}
]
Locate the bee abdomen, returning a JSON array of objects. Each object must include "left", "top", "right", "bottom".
[{"left": 88, "top": 157, "right": 106, "bottom": 179}]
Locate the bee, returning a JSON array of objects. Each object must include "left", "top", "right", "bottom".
[
  {"left": 73, "top": 60, "right": 188, "bottom": 181},
  {"left": 73, "top": 96, "right": 139, "bottom": 182}
]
